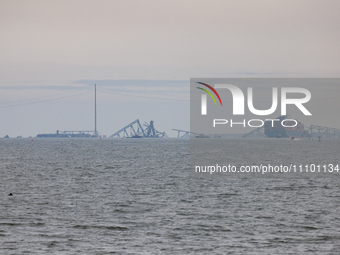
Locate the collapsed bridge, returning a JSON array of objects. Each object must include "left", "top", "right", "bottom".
[{"left": 109, "top": 119, "right": 168, "bottom": 138}]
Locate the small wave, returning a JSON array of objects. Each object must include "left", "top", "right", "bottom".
[
  {"left": 73, "top": 225, "right": 128, "bottom": 231},
  {"left": 302, "top": 226, "right": 319, "bottom": 230},
  {"left": 0, "top": 222, "right": 22, "bottom": 226},
  {"left": 217, "top": 193, "right": 238, "bottom": 197},
  {"left": 29, "top": 222, "right": 45, "bottom": 227},
  {"left": 104, "top": 166, "right": 116, "bottom": 169}
]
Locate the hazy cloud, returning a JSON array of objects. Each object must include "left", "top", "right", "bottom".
[{"left": 0, "top": 0, "right": 339, "bottom": 136}]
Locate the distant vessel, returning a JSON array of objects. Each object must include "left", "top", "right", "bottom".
[
  {"left": 37, "top": 130, "right": 93, "bottom": 138},
  {"left": 195, "top": 134, "right": 210, "bottom": 138},
  {"left": 264, "top": 116, "right": 307, "bottom": 138}
]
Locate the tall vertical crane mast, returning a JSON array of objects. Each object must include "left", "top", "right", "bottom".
[{"left": 95, "top": 84, "right": 97, "bottom": 137}]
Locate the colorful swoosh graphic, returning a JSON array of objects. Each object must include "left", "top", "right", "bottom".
[
  {"left": 196, "top": 87, "right": 217, "bottom": 105},
  {"left": 196, "top": 82, "right": 223, "bottom": 106}
]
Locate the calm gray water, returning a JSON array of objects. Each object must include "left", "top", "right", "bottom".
[{"left": 1, "top": 138, "right": 339, "bottom": 254}]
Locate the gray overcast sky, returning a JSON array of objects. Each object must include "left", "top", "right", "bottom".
[{"left": 1, "top": 0, "right": 339, "bottom": 137}]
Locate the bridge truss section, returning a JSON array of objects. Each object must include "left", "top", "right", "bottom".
[
  {"left": 109, "top": 119, "right": 145, "bottom": 138},
  {"left": 307, "top": 125, "right": 340, "bottom": 138},
  {"left": 109, "top": 119, "right": 167, "bottom": 138}
]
